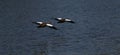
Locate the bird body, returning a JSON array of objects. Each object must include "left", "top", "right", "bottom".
[
  {"left": 55, "top": 18, "right": 75, "bottom": 23},
  {"left": 32, "top": 22, "right": 58, "bottom": 30}
]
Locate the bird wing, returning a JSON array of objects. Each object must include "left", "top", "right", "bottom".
[
  {"left": 65, "top": 19, "right": 75, "bottom": 23},
  {"left": 36, "top": 22, "right": 43, "bottom": 24},
  {"left": 57, "top": 18, "right": 62, "bottom": 20},
  {"left": 46, "top": 24, "right": 53, "bottom": 27},
  {"left": 46, "top": 24, "right": 58, "bottom": 30},
  {"left": 65, "top": 19, "right": 71, "bottom": 21},
  {"left": 32, "top": 22, "right": 40, "bottom": 25},
  {"left": 32, "top": 22, "right": 43, "bottom": 25}
]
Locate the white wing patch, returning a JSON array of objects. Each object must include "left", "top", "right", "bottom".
[
  {"left": 57, "top": 18, "right": 62, "bottom": 20},
  {"left": 37, "top": 22, "right": 43, "bottom": 24},
  {"left": 65, "top": 19, "right": 71, "bottom": 21},
  {"left": 46, "top": 24, "right": 53, "bottom": 27}
]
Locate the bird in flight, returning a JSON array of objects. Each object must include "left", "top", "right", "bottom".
[
  {"left": 54, "top": 18, "right": 75, "bottom": 23},
  {"left": 32, "top": 21, "right": 58, "bottom": 30}
]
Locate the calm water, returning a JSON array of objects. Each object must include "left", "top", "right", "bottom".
[{"left": 0, "top": 0, "right": 120, "bottom": 55}]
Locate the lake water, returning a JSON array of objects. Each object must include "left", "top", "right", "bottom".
[{"left": 0, "top": 0, "right": 120, "bottom": 55}]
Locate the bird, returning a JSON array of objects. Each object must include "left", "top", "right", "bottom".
[
  {"left": 32, "top": 21, "right": 58, "bottom": 30},
  {"left": 54, "top": 18, "right": 75, "bottom": 23}
]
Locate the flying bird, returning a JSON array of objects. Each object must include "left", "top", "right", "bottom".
[
  {"left": 54, "top": 18, "right": 75, "bottom": 23},
  {"left": 32, "top": 22, "right": 58, "bottom": 30}
]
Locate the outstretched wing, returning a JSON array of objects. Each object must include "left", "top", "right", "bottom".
[
  {"left": 65, "top": 19, "right": 71, "bottom": 21},
  {"left": 32, "top": 22, "right": 43, "bottom": 25},
  {"left": 68, "top": 21, "right": 75, "bottom": 23},
  {"left": 46, "top": 24, "right": 53, "bottom": 27},
  {"left": 46, "top": 24, "right": 58, "bottom": 30},
  {"left": 32, "top": 22, "right": 40, "bottom": 25},
  {"left": 65, "top": 19, "right": 75, "bottom": 23},
  {"left": 49, "top": 26, "right": 58, "bottom": 30},
  {"left": 54, "top": 18, "right": 62, "bottom": 21}
]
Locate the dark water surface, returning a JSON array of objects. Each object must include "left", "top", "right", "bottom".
[{"left": 0, "top": 0, "right": 120, "bottom": 55}]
